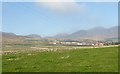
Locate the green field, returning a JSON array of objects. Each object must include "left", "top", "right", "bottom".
[{"left": 2, "top": 46, "right": 118, "bottom": 72}]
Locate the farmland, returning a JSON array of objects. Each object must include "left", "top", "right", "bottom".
[
  {"left": 2, "top": 2, "right": 119, "bottom": 73},
  {"left": 2, "top": 44, "right": 118, "bottom": 72}
]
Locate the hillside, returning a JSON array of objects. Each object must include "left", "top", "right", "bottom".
[
  {"left": 1, "top": 32, "right": 41, "bottom": 44},
  {"left": 1, "top": 26, "right": 118, "bottom": 44},
  {"left": 53, "top": 26, "right": 118, "bottom": 40}
]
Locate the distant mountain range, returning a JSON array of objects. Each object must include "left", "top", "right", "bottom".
[
  {"left": 52, "top": 26, "right": 119, "bottom": 40},
  {"left": 26, "top": 34, "right": 41, "bottom": 38},
  {"left": 1, "top": 26, "right": 119, "bottom": 43},
  {"left": 1, "top": 32, "right": 41, "bottom": 44},
  {"left": 1, "top": 32, "right": 41, "bottom": 38}
]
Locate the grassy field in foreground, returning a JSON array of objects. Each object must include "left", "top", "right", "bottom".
[{"left": 2, "top": 47, "right": 118, "bottom": 72}]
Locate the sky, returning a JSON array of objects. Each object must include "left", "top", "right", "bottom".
[{"left": 2, "top": 1, "right": 118, "bottom": 37}]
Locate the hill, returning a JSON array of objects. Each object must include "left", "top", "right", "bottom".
[
  {"left": 53, "top": 26, "right": 118, "bottom": 40},
  {"left": 1, "top": 32, "right": 41, "bottom": 44}
]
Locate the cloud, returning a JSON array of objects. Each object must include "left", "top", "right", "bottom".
[{"left": 35, "top": 0, "right": 87, "bottom": 14}]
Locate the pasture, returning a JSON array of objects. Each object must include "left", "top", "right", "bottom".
[{"left": 2, "top": 45, "right": 118, "bottom": 72}]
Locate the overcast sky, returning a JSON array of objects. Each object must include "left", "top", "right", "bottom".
[{"left": 2, "top": 1, "right": 118, "bottom": 37}]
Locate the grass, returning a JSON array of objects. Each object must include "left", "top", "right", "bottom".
[
  {"left": 2, "top": 46, "right": 118, "bottom": 72},
  {"left": 0, "top": 55, "right": 2, "bottom": 73}
]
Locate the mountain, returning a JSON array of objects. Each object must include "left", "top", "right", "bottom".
[
  {"left": 26, "top": 34, "right": 41, "bottom": 38},
  {"left": 1, "top": 32, "right": 41, "bottom": 39},
  {"left": 2, "top": 32, "right": 18, "bottom": 38},
  {"left": 1, "top": 26, "right": 118, "bottom": 43},
  {"left": 53, "top": 26, "right": 118, "bottom": 40},
  {"left": 53, "top": 33, "right": 70, "bottom": 38},
  {"left": 1, "top": 32, "right": 41, "bottom": 44},
  {"left": 1, "top": 32, "right": 27, "bottom": 44}
]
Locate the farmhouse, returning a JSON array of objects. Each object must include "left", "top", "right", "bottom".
[
  {"left": 49, "top": 39, "right": 106, "bottom": 46},
  {"left": 49, "top": 40, "right": 60, "bottom": 45},
  {"left": 95, "top": 42, "right": 104, "bottom": 46},
  {"left": 57, "top": 41, "right": 93, "bottom": 46},
  {"left": 60, "top": 40, "right": 80, "bottom": 45}
]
